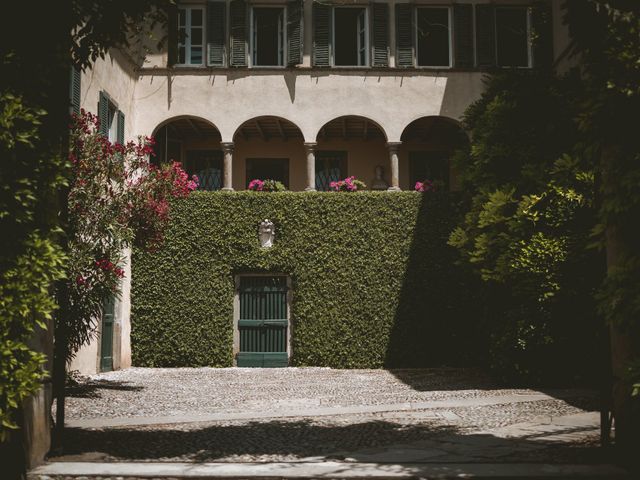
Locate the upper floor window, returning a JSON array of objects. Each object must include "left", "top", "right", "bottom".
[
  {"left": 333, "top": 7, "right": 368, "bottom": 67},
  {"left": 98, "top": 91, "right": 124, "bottom": 144},
  {"left": 416, "top": 7, "right": 451, "bottom": 68},
  {"left": 495, "top": 7, "right": 531, "bottom": 67},
  {"left": 251, "top": 7, "right": 286, "bottom": 67},
  {"left": 178, "top": 6, "right": 205, "bottom": 65}
]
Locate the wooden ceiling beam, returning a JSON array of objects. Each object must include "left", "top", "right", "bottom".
[
  {"left": 342, "top": 118, "right": 347, "bottom": 139},
  {"left": 255, "top": 120, "right": 268, "bottom": 141},
  {"left": 275, "top": 119, "right": 287, "bottom": 141},
  {"left": 186, "top": 118, "right": 203, "bottom": 136}
]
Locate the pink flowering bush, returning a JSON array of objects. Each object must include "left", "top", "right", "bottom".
[
  {"left": 247, "top": 179, "right": 286, "bottom": 192},
  {"left": 66, "top": 109, "right": 197, "bottom": 353},
  {"left": 329, "top": 176, "right": 366, "bottom": 192},
  {"left": 414, "top": 180, "right": 438, "bottom": 192}
]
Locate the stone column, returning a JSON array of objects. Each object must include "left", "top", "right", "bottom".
[
  {"left": 304, "top": 142, "right": 317, "bottom": 191},
  {"left": 221, "top": 142, "right": 234, "bottom": 191},
  {"left": 387, "top": 142, "right": 401, "bottom": 191}
]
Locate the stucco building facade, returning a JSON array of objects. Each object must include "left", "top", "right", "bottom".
[{"left": 70, "top": 0, "right": 567, "bottom": 374}]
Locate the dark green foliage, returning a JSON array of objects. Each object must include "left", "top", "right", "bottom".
[{"left": 132, "top": 192, "right": 484, "bottom": 368}]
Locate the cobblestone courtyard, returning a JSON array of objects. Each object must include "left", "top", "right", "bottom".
[{"left": 50, "top": 367, "right": 607, "bottom": 466}]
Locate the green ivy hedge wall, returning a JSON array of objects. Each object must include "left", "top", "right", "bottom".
[{"left": 131, "top": 192, "right": 484, "bottom": 368}]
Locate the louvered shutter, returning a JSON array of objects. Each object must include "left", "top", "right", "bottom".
[
  {"left": 531, "top": 2, "right": 553, "bottom": 68},
  {"left": 287, "top": 0, "right": 303, "bottom": 66},
  {"left": 395, "top": 3, "right": 413, "bottom": 68},
  {"left": 207, "top": 1, "right": 226, "bottom": 66},
  {"left": 475, "top": 4, "right": 496, "bottom": 67},
  {"left": 230, "top": 0, "right": 247, "bottom": 67},
  {"left": 453, "top": 4, "right": 474, "bottom": 68},
  {"left": 313, "top": 2, "right": 331, "bottom": 67},
  {"left": 70, "top": 66, "right": 81, "bottom": 114},
  {"left": 98, "top": 92, "right": 109, "bottom": 137},
  {"left": 117, "top": 110, "right": 125, "bottom": 144},
  {"left": 372, "top": 3, "right": 389, "bottom": 67},
  {"left": 168, "top": 4, "right": 178, "bottom": 66}
]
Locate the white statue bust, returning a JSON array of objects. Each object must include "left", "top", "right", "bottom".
[{"left": 258, "top": 219, "right": 275, "bottom": 248}]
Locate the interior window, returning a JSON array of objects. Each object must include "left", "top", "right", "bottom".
[
  {"left": 246, "top": 158, "right": 290, "bottom": 188},
  {"left": 416, "top": 8, "right": 451, "bottom": 67},
  {"left": 186, "top": 150, "right": 223, "bottom": 191},
  {"left": 178, "top": 7, "right": 204, "bottom": 65},
  {"left": 496, "top": 7, "right": 530, "bottom": 67},
  {"left": 252, "top": 7, "right": 285, "bottom": 66},
  {"left": 409, "top": 152, "right": 450, "bottom": 190},
  {"left": 334, "top": 7, "right": 368, "bottom": 66},
  {"left": 315, "top": 151, "right": 347, "bottom": 191}
]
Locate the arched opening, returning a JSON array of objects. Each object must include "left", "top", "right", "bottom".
[
  {"left": 315, "top": 116, "right": 388, "bottom": 191},
  {"left": 152, "top": 116, "right": 223, "bottom": 191},
  {"left": 400, "top": 116, "right": 469, "bottom": 191},
  {"left": 233, "top": 116, "right": 304, "bottom": 190}
]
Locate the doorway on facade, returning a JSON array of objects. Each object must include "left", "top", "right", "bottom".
[
  {"left": 100, "top": 295, "right": 115, "bottom": 372},
  {"left": 235, "top": 275, "right": 290, "bottom": 367}
]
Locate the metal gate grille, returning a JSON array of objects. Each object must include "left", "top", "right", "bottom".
[{"left": 237, "top": 276, "right": 288, "bottom": 367}]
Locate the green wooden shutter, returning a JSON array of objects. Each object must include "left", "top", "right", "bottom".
[
  {"left": 395, "top": 3, "right": 413, "bottom": 68},
  {"left": 116, "top": 110, "right": 125, "bottom": 144},
  {"left": 453, "top": 4, "right": 474, "bottom": 68},
  {"left": 70, "top": 66, "right": 81, "bottom": 115},
  {"left": 372, "top": 3, "right": 389, "bottom": 67},
  {"left": 475, "top": 4, "right": 496, "bottom": 67},
  {"left": 207, "top": 1, "right": 226, "bottom": 66},
  {"left": 531, "top": 2, "right": 553, "bottom": 68},
  {"left": 98, "top": 91, "right": 109, "bottom": 137},
  {"left": 100, "top": 296, "right": 116, "bottom": 372},
  {"left": 230, "top": 0, "right": 247, "bottom": 67},
  {"left": 168, "top": 4, "right": 178, "bottom": 66},
  {"left": 313, "top": 2, "right": 331, "bottom": 67},
  {"left": 287, "top": 0, "right": 303, "bottom": 66}
]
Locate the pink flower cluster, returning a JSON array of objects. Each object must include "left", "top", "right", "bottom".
[
  {"left": 169, "top": 162, "right": 199, "bottom": 197},
  {"left": 248, "top": 179, "right": 265, "bottom": 191},
  {"left": 95, "top": 258, "right": 125, "bottom": 278},
  {"left": 414, "top": 180, "right": 435, "bottom": 192},
  {"left": 329, "top": 176, "right": 362, "bottom": 192}
]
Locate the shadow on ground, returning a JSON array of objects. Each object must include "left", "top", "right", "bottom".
[
  {"left": 65, "top": 379, "right": 144, "bottom": 399},
  {"left": 52, "top": 418, "right": 606, "bottom": 465}
]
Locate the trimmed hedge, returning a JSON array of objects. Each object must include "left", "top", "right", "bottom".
[{"left": 131, "top": 191, "right": 484, "bottom": 368}]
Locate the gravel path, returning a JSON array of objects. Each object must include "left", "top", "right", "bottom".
[
  {"left": 54, "top": 368, "right": 601, "bottom": 464},
  {"left": 64, "top": 367, "right": 559, "bottom": 420}
]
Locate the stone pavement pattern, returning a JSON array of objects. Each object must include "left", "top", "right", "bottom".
[{"left": 47, "top": 367, "right": 607, "bottom": 466}]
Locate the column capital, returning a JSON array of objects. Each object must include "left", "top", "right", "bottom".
[
  {"left": 221, "top": 141, "right": 234, "bottom": 152},
  {"left": 304, "top": 142, "right": 318, "bottom": 151},
  {"left": 387, "top": 141, "right": 402, "bottom": 152}
]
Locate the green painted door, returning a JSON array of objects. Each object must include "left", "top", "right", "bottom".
[
  {"left": 100, "top": 295, "right": 115, "bottom": 372},
  {"left": 237, "top": 276, "right": 289, "bottom": 367}
]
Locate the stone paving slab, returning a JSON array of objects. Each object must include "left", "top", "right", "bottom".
[
  {"left": 29, "top": 461, "right": 631, "bottom": 479},
  {"left": 66, "top": 394, "right": 552, "bottom": 429}
]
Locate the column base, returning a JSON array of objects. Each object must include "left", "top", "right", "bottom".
[
  {"left": 386, "top": 186, "right": 402, "bottom": 192},
  {"left": 304, "top": 187, "right": 317, "bottom": 192},
  {"left": 221, "top": 187, "right": 235, "bottom": 192}
]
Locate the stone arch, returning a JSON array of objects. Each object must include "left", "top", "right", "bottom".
[
  {"left": 232, "top": 116, "right": 304, "bottom": 142},
  {"left": 314, "top": 115, "right": 388, "bottom": 142}
]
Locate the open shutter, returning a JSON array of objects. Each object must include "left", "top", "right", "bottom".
[
  {"left": 313, "top": 2, "right": 331, "bottom": 67},
  {"left": 116, "top": 110, "right": 125, "bottom": 144},
  {"left": 287, "top": 0, "right": 303, "bottom": 66},
  {"left": 531, "top": 2, "right": 553, "bottom": 68},
  {"left": 98, "top": 91, "right": 109, "bottom": 137},
  {"left": 372, "top": 3, "right": 389, "bottom": 67},
  {"left": 207, "top": 1, "right": 226, "bottom": 66},
  {"left": 70, "top": 66, "right": 81, "bottom": 114},
  {"left": 475, "top": 4, "right": 496, "bottom": 67},
  {"left": 453, "top": 4, "right": 474, "bottom": 68},
  {"left": 395, "top": 3, "right": 413, "bottom": 68},
  {"left": 230, "top": 0, "right": 247, "bottom": 67},
  {"left": 168, "top": 4, "right": 178, "bottom": 66}
]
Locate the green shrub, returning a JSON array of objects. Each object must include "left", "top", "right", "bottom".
[{"left": 131, "top": 191, "right": 484, "bottom": 368}]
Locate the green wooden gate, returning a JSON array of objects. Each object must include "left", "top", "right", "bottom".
[
  {"left": 100, "top": 295, "right": 115, "bottom": 372},
  {"left": 237, "top": 276, "right": 289, "bottom": 367}
]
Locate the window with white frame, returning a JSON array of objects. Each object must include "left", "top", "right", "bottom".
[
  {"left": 251, "top": 7, "right": 286, "bottom": 66},
  {"left": 178, "top": 6, "right": 205, "bottom": 65},
  {"left": 495, "top": 7, "right": 531, "bottom": 67},
  {"left": 333, "top": 7, "right": 368, "bottom": 67},
  {"left": 416, "top": 7, "right": 451, "bottom": 68},
  {"left": 106, "top": 102, "right": 118, "bottom": 142}
]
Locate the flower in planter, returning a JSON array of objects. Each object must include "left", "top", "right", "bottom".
[
  {"left": 248, "top": 179, "right": 286, "bottom": 192},
  {"left": 415, "top": 179, "right": 436, "bottom": 192},
  {"left": 329, "top": 176, "right": 367, "bottom": 192}
]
